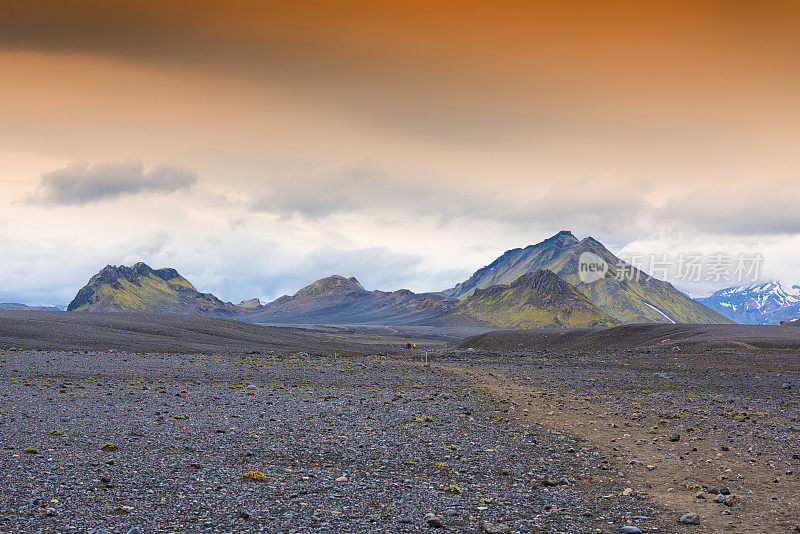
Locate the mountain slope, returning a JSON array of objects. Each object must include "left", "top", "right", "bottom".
[
  {"left": 438, "top": 270, "right": 619, "bottom": 328},
  {"left": 446, "top": 231, "right": 732, "bottom": 324},
  {"left": 246, "top": 275, "right": 450, "bottom": 325},
  {"left": 67, "top": 263, "right": 243, "bottom": 316},
  {"left": 697, "top": 282, "right": 800, "bottom": 324}
]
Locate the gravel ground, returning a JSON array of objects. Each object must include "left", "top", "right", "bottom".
[
  {"left": 4, "top": 313, "right": 797, "bottom": 533},
  {"left": 1, "top": 348, "right": 666, "bottom": 534},
  {"left": 436, "top": 347, "right": 800, "bottom": 533}
]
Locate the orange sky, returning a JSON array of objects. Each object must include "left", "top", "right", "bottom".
[{"left": 1, "top": 1, "right": 800, "bottom": 304}]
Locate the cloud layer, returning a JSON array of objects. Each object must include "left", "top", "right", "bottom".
[{"left": 28, "top": 159, "right": 197, "bottom": 205}]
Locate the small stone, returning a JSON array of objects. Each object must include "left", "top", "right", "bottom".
[
  {"left": 669, "top": 433, "right": 680, "bottom": 442},
  {"left": 620, "top": 527, "right": 642, "bottom": 534},
  {"left": 424, "top": 513, "right": 443, "bottom": 528},
  {"left": 335, "top": 475, "right": 348, "bottom": 482},
  {"left": 714, "top": 494, "right": 725, "bottom": 503},
  {"left": 127, "top": 528, "right": 142, "bottom": 534},
  {"left": 679, "top": 513, "right": 701, "bottom": 525},
  {"left": 622, "top": 488, "right": 634, "bottom": 496},
  {"left": 480, "top": 521, "right": 510, "bottom": 534}
]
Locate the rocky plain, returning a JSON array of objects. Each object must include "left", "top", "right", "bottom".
[{"left": 1, "top": 312, "right": 800, "bottom": 533}]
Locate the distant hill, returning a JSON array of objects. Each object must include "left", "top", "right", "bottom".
[
  {"left": 697, "top": 282, "right": 800, "bottom": 324},
  {"left": 246, "top": 275, "right": 450, "bottom": 325},
  {"left": 0, "top": 303, "right": 61, "bottom": 311},
  {"left": 445, "top": 231, "right": 732, "bottom": 324},
  {"left": 236, "top": 298, "right": 263, "bottom": 310},
  {"left": 436, "top": 270, "right": 618, "bottom": 328},
  {"left": 67, "top": 263, "right": 243, "bottom": 317}
]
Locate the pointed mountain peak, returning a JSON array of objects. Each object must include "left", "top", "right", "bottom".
[
  {"left": 579, "top": 235, "right": 603, "bottom": 247},
  {"left": 131, "top": 261, "right": 153, "bottom": 272},
  {"left": 542, "top": 230, "right": 579, "bottom": 247},
  {"left": 510, "top": 269, "right": 561, "bottom": 288}
]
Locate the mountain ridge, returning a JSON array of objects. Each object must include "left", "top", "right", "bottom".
[
  {"left": 64, "top": 231, "right": 734, "bottom": 326},
  {"left": 0, "top": 303, "right": 62, "bottom": 311},
  {"left": 697, "top": 281, "right": 800, "bottom": 324},
  {"left": 246, "top": 274, "right": 448, "bottom": 325}
]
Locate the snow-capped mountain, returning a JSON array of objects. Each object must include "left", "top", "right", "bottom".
[{"left": 696, "top": 281, "right": 800, "bottom": 324}]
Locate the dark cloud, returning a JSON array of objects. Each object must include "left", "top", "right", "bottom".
[{"left": 27, "top": 158, "right": 197, "bottom": 205}]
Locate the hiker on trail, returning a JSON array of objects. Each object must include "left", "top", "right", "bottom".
[
  {"left": 405, "top": 342, "right": 411, "bottom": 349},
  {"left": 412, "top": 343, "right": 416, "bottom": 349}
]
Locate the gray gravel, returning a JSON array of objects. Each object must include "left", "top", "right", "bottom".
[{"left": 1, "top": 349, "right": 666, "bottom": 533}]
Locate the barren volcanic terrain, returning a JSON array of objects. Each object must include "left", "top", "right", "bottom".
[{"left": 1, "top": 312, "right": 799, "bottom": 533}]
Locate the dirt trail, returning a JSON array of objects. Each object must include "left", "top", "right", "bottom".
[{"left": 428, "top": 359, "right": 800, "bottom": 533}]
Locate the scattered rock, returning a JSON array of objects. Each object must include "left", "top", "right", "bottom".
[
  {"left": 679, "top": 513, "right": 701, "bottom": 525},
  {"left": 480, "top": 521, "right": 510, "bottom": 534},
  {"left": 424, "top": 513, "right": 443, "bottom": 528}
]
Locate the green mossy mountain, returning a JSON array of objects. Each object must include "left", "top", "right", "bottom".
[
  {"left": 236, "top": 298, "right": 263, "bottom": 309},
  {"left": 67, "top": 263, "right": 242, "bottom": 316},
  {"left": 440, "top": 269, "right": 619, "bottom": 328},
  {"left": 293, "top": 275, "right": 366, "bottom": 298},
  {"left": 445, "top": 231, "right": 733, "bottom": 324}
]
